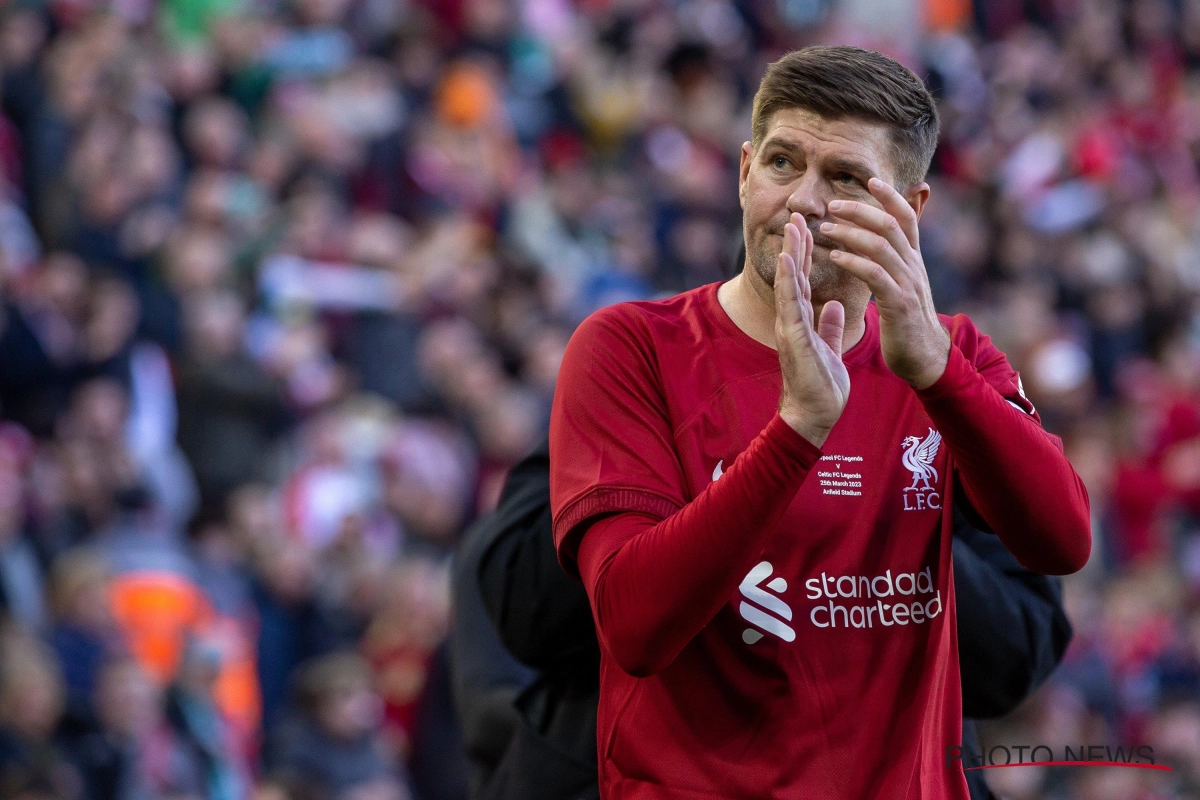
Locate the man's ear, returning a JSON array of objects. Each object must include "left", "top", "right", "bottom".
[
  {"left": 905, "top": 182, "right": 931, "bottom": 222},
  {"left": 738, "top": 141, "right": 752, "bottom": 210}
]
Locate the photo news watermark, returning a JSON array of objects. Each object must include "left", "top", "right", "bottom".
[{"left": 946, "top": 744, "right": 1172, "bottom": 772}]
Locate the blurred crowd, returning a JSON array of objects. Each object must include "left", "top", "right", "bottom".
[{"left": 0, "top": 0, "right": 1198, "bottom": 798}]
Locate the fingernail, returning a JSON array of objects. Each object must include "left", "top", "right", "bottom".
[
  {"left": 820, "top": 222, "right": 835, "bottom": 232},
  {"left": 869, "top": 177, "right": 883, "bottom": 189},
  {"left": 829, "top": 200, "right": 843, "bottom": 211},
  {"left": 830, "top": 250, "right": 842, "bottom": 259}
]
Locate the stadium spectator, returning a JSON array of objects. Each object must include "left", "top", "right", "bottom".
[
  {"left": 266, "top": 651, "right": 411, "bottom": 800},
  {"left": 0, "top": 627, "right": 82, "bottom": 800}
]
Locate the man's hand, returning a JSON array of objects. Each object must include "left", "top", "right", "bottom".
[
  {"left": 819, "top": 177, "right": 950, "bottom": 390},
  {"left": 775, "top": 213, "right": 850, "bottom": 447}
]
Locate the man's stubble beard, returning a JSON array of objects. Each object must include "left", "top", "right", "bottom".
[{"left": 747, "top": 229, "right": 859, "bottom": 307}]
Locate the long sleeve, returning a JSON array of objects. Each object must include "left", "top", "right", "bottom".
[
  {"left": 916, "top": 341, "right": 1091, "bottom": 575},
  {"left": 574, "top": 414, "right": 821, "bottom": 677}
]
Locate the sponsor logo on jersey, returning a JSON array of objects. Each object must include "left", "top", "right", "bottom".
[{"left": 738, "top": 561, "right": 795, "bottom": 644}]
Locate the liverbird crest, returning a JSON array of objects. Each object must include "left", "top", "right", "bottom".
[{"left": 901, "top": 427, "right": 942, "bottom": 492}]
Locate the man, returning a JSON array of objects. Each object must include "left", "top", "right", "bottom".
[
  {"left": 548, "top": 46, "right": 1090, "bottom": 798},
  {"left": 451, "top": 435, "right": 1073, "bottom": 800}
]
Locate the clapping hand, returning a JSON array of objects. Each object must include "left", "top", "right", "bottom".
[
  {"left": 819, "top": 178, "right": 950, "bottom": 390},
  {"left": 774, "top": 212, "right": 850, "bottom": 448}
]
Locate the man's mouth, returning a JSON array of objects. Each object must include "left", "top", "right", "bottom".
[{"left": 767, "top": 230, "right": 840, "bottom": 251}]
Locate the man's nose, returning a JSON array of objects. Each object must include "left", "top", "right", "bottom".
[{"left": 785, "top": 171, "right": 829, "bottom": 221}]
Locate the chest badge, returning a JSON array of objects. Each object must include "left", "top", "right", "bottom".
[{"left": 901, "top": 427, "right": 943, "bottom": 511}]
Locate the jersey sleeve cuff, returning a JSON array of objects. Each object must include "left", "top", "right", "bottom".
[
  {"left": 553, "top": 487, "right": 681, "bottom": 570},
  {"left": 913, "top": 343, "right": 976, "bottom": 403},
  {"left": 763, "top": 412, "right": 824, "bottom": 469}
]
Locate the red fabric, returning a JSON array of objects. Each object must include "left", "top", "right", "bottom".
[
  {"left": 915, "top": 327, "right": 1092, "bottom": 575},
  {"left": 367, "top": 641, "right": 436, "bottom": 753},
  {"left": 577, "top": 414, "right": 821, "bottom": 677},
  {"left": 1112, "top": 460, "right": 1169, "bottom": 564},
  {"left": 1152, "top": 397, "right": 1200, "bottom": 513},
  {"left": 1073, "top": 126, "right": 1121, "bottom": 180},
  {"left": 0, "top": 114, "right": 22, "bottom": 193},
  {"left": 549, "top": 282, "right": 1090, "bottom": 800}
]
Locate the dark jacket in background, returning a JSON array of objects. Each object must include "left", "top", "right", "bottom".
[
  {"left": 174, "top": 353, "right": 286, "bottom": 508},
  {"left": 454, "top": 437, "right": 1072, "bottom": 800}
]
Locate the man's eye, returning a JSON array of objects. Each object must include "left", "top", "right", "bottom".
[
  {"left": 835, "top": 173, "right": 859, "bottom": 185},
  {"left": 772, "top": 156, "right": 791, "bottom": 170}
]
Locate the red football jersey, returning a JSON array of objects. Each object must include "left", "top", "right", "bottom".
[{"left": 549, "top": 282, "right": 1078, "bottom": 800}]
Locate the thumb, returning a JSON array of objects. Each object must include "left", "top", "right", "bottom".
[{"left": 816, "top": 301, "right": 845, "bottom": 355}]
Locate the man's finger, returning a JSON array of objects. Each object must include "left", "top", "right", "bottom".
[
  {"left": 789, "top": 212, "right": 806, "bottom": 273},
  {"left": 800, "top": 225, "right": 813, "bottom": 302},
  {"left": 774, "top": 251, "right": 806, "bottom": 329},
  {"left": 780, "top": 221, "right": 812, "bottom": 307},
  {"left": 819, "top": 222, "right": 906, "bottom": 281},
  {"left": 785, "top": 216, "right": 802, "bottom": 269},
  {"left": 828, "top": 248, "right": 899, "bottom": 301},
  {"left": 866, "top": 177, "right": 920, "bottom": 249},
  {"left": 826, "top": 200, "right": 911, "bottom": 262},
  {"left": 817, "top": 300, "right": 845, "bottom": 355}
]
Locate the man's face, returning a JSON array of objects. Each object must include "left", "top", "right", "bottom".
[{"left": 739, "top": 108, "right": 907, "bottom": 305}]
